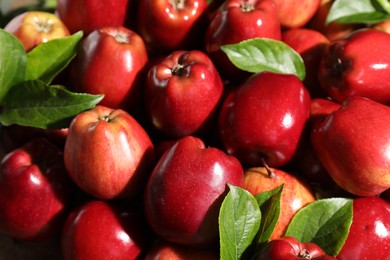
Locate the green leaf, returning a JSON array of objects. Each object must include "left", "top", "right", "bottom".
[
  {"left": 0, "top": 29, "right": 27, "bottom": 105},
  {"left": 285, "top": 197, "right": 353, "bottom": 257},
  {"left": 0, "top": 80, "right": 104, "bottom": 129},
  {"left": 25, "top": 31, "right": 83, "bottom": 84},
  {"left": 255, "top": 185, "right": 283, "bottom": 245},
  {"left": 220, "top": 38, "right": 306, "bottom": 81},
  {"left": 326, "top": 0, "right": 390, "bottom": 24},
  {"left": 375, "top": 0, "right": 390, "bottom": 13},
  {"left": 219, "top": 185, "right": 261, "bottom": 260}
]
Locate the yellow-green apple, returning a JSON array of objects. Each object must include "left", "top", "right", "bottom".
[
  {"left": 218, "top": 71, "right": 311, "bottom": 168},
  {"left": 243, "top": 167, "right": 316, "bottom": 240},
  {"left": 337, "top": 197, "right": 390, "bottom": 260},
  {"left": 145, "top": 240, "right": 219, "bottom": 260},
  {"left": 4, "top": 11, "right": 70, "bottom": 51},
  {"left": 70, "top": 26, "right": 148, "bottom": 112},
  {"left": 144, "top": 136, "right": 244, "bottom": 248},
  {"left": 144, "top": 50, "right": 224, "bottom": 139},
  {"left": 56, "top": 0, "right": 131, "bottom": 35},
  {"left": 282, "top": 28, "right": 330, "bottom": 98},
  {"left": 256, "top": 236, "right": 336, "bottom": 259},
  {"left": 61, "top": 200, "right": 154, "bottom": 260},
  {"left": 272, "top": 0, "right": 321, "bottom": 29},
  {"left": 318, "top": 28, "right": 390, "bottom": 105},
  {"left": 0, "top": 138, "right": 75, "bottom": 241},
  {"left": 136, "top": 0, "right": 208, "bottom": 54},
  {"left": 203, "top": 0, "right": 282, "bottom": 82},
  {"left": 372, "top": 19, "right": 390, "bottom": 34},
  {"left": 63, "top": 105, "right": 155, "bottom": 200},
  {"left": 311, "top": 96, "right": 390, "bottom": 196}
]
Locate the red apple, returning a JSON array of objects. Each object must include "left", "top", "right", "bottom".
[
  {"left": 144, "top": 136, "right": 244, "bottom": 248},
  {"left": 256, "top": 236, "right": 336, "bottom": 260},
  {"left": 204, "top": 0, "right": 282, "bottom": 82},
  {"left": 61, "top": 200, "right": 153, "bottom": 260},
  {"left": 218, "top": 71, "right": 311, "bottom": 168},
  {"left": 272, "top": 0, "right": 321, "bottom": 29},
  {"left": 311, "top": 96, "right": 390, "bottom": 196},
  {"left": 144, "top": 50, "right": 224, "bottom": 139},
  {"left": 243, "top": 167, "right": 316, "bottom": 240},
  {"left": 56, "top": 0, "right": 131, "bottom": 35},
  {"left": 63, "top": 105, "right": 155, "bottom": 200},
  {"left": 4, "top": 11, "right": 70, "bottom": 51},
  {"left": 318, "top": 28, "right": 390, "bottom": 105},
  {"left": 337, "top": 197, "right": 390, "bottom": 260},
  {"left": 0, "top": 138, "right": 75, "bottom": 241},
  {"left": 136, "top": 0, "right": 208, "bottom": 54},
  {"left": 70, "top": 26, "right": 148, "bottom": 112}
]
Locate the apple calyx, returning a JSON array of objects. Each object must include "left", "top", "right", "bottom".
[
  {"left": 98, "top": 114, "right": 113, "bottom": 122},
  {"left": 34, "top": 18, "right": 55, "bottom": 34},
  {"left": 322, "top": 42, "right": 351, "bottom": 81},
  {"left": 171, "top": 0, "right": 186, "bottom": 10},
  {"left": 240, "top": 2, "right": 255, "bottom": 12},
  {"left": 171, "top": 63, "right": 187, "bottom": 77},
  {"left": 107, "top": 30, "right": 130, "bottom": 44},
  {"left": 297, "top": 248, "right": 311, "bottom": 259}
]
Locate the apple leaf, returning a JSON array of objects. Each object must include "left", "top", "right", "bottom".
[
  {"left": 219, "top": 184, "right": 261, "bottom": 260},
  {"left": 0, "top": 29, "right": 27, "bottom": 105},
  {"left": 255, "top": 185, "right": 283, "bottom": 246},
  {"left": 326, "top": 0, "right": 390, "bottom": 24},
  {"left": 25, "top": 31, "right": 83, "bottom": 84},
  {"left": 0, "top": 80, "right": 104, "bottom": 129},
  {"left": 220, "top": 38, "right": 306, "bottom": 81},
  {"left": 285, "top": 197, "right": 353, "bottom": 257}
]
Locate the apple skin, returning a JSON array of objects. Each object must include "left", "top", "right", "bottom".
[
  {"left": 218, "top": 71, "right": 311, "bottom": 168},
  {"left": 61, "top": 200, "right": 153, "bottom": 260},
  {"left": 282, "top": 28, "right": 330, "bottom": 98},
  {"left": 204, "top": 0, "right": 282, "bottom": 82},
  {"left": 144, "top": 50, "right": 224, "bottom": 139},
  {"left": 136, "top": 0, "right": 208, "bottom": 54},
  {"left": 311, "top": 96, "right": 390, "bottom": 197},
  {"left": 144, "top": 136, "right": 244, "bottom": 248},
  {"left": 0, "top": 138, "right": 75, "bottom": 241},
  {"left": 70, "top": 26, "right": 148, "bottom": 112},
  {"left": 256, "top": 236, "right": 336, "bottom": 260},
  {"left": 243, "top": 167, "right": 316, "bottom": 240},
  {"left": 272, "top": 0, "right": 321, "bottom": 29},
  {"left": 337, "top": 197, "right": 390, "bottom": 260},
  {"left": 56, "top": 0, "right": 130, "bottom": 35},
  {"left": 145, "top": 240, "right": 219, "bottom": 260},
  {"left": 64, "top": 105, "right": 155, "bottom": 200},
  {"left": 4, "top": 11, "right": 70, "bottom": 51},
  {"left": 318, "top": 28, "right": 390, "bottom": 104}
]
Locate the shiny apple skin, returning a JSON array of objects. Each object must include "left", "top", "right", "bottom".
[
  {"left": 0, "top": 138, "right": 75, "bottom": 241},
  {"left": 4, "top": 11, "right": 70, "bottom": 51},
  {"left": 144, "top": 136, "right": 244, "bottom": 248},
  {"left": 64, "top": 105, "right": 155, "bottom": 200},
  {"left": 145, "top": 50, "right": 224, "bottom": 139},
  {"left": 56, "top": 0, "right": 130, "bottom": 35},
  {"left": 61, "top": 200, "right": 153, "bottom": 260},
  {"left": 318, "top": 28, "right": 390, "bottom": 105},
  {"left": 311, "top": 96, "right": 390, "bottom": 196},
  {"left": 337, "top": 197, "right": 390, "bottom": 260},
  {"left": 218, "top": 71, "right": 311, "bottom": 168},
  {"left": 70, "top": 26, "right": 148, "bottom": 112}
]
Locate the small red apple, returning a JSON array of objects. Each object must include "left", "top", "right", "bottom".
[
  {"left": 64, "top": 105, "right": 155, "bottom": 200},
  {"left": 4, "top": 11, "right": 70, "bottom": 51},
  {"left": 70, "top": 26, "right": 148, "bottom": 112}
]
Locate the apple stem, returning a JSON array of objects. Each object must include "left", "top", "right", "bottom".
[{"left": 261, "top": 158, "right": 275, "bottom": 178}]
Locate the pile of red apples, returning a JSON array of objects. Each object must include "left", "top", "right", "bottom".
[{"left": 0, "top": 0, "right": 389, "bottom": 259}]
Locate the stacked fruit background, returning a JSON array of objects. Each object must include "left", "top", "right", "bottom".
[{"left": 0, "top": 0, "right": 389, "bottom": 259}]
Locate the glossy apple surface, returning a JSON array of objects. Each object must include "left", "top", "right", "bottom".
[
  {"left": 144, "top": 50, "right": 224, "bottom": 139},
  {"left": 218, "top": 71, "right": 311, "bottom": 167},
  {"left": 4, "top": 11, "right": 70, "bottom": 51},
  {"left": 70, "top": 26, "right": 148, "bottom": 112},
  {"left": 144, "top": 136, "right": 244, "bottom": 248},
  {"left": 243, "top": 167, "right": 316, "bottom": 240},
  {"left": 337, "top": 197, "right": 390, "bottom": 260},
  {"left": 61, "top": 200, "right": 153, "bottom": 260},
  {"left": 311, "top": 96, "right": 390, "bottom": 196},
  {"left": 64, "top": 105, "right": 155, "bottom": 200},
  {"left": 0, "top": 138, "right": 74, "bottom": 241}
]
